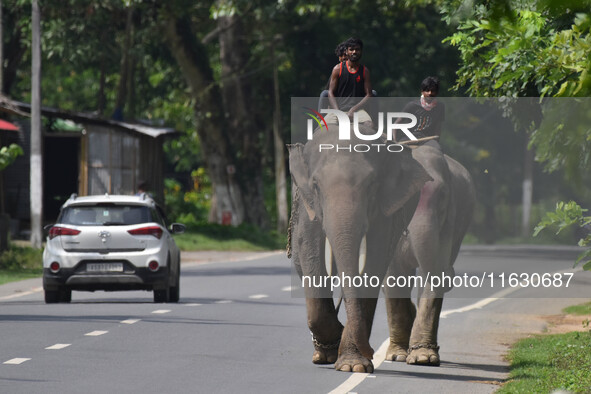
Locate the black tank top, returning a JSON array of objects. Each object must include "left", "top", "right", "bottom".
[{"left": 335, "top": 61, "right": 366, "bottom": 111}]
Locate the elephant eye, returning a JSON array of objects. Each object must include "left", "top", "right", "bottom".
[{"left": 312, "top": 182, "right": 320, "bottom": 195}]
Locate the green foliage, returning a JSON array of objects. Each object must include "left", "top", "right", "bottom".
[
  {"left": 529, "top": 98, "right": 591, "bottom": 186},
  {"left": 534, "top": 201, "right": 591, "bottom": 269},
  {"left": 441, "top": 1, "right": 591, "bottom": 181},
  {"left": 0, "top": 244, "right": 43, "bottom": 271},
  {"left": 0, "top": 144, "right": 24, "bottom": 171},
  {"left": 442, "top": 0, "right": 591, "bottom": 97},
  {"left": 163, "top": 174, "right": 211, "bottom": 228},
  {"left": 499, "top": 331, "right": 591, "bottom": 393}
]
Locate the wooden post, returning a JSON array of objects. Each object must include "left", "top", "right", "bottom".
[{"left": 30, "top": 0, "right": 43, "bottom": 248}]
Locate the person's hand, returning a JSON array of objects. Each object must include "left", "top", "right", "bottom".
[{"left": 347, "top": 109, "right": 355, "bottom": 120}]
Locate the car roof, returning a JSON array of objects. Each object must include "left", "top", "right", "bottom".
[{"left": 62, "top": 193, "right": 156, "bottom": 208}]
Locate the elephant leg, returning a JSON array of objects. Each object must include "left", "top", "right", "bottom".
[
  {"left": 385, "top": 298, "right": 416, "bottom": 361},
  {"left": 335, "top": 297, "right": 377, "bottom": 373},
  {"left": 407, "top": 294, "right": 443, "bottom": 366},
  {"left": 307, "top": 298, "right": 343, "bottom": 364}
]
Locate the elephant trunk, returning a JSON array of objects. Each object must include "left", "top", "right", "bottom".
[{"left": 324, "top": 210, "right": 374, "bottom": 359}]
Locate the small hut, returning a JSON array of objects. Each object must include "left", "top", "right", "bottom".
[{"left": 0, "top": 97, "right": 177, "bottom": 235}]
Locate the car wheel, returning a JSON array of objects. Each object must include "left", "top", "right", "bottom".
[
  {"left": 169, "top": 259, "right": 180, "bottom": 303},
  {"left": 45, "top": 289, "right": 60, "bottom": 304},
  {"left": 44, "top": 287, "right": 71, "bottom": 303},
  {"left": 153, "top": 288, "right": 169, "bottom": 303},
  {"left": 60, "top": 289, "right": 72, "bottom": 303}
]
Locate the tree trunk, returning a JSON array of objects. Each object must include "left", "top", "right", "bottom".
[
  {"left": 30, "top": 0, "right": 43, "bottom": 248},
  {"left": 112, "top": 6, "right": 134, "bottom": 120},
  {"left": 271, "top": 42, "right": 288, "bottom": 233},
  {"left": 162, "top": 15, "right": 244, "bottom": 225},
  {"left": 521, "top": 137, "right": 534, "bottom": 238},
  {"left": 217, "top": 12, "right": 268, "bottom": 228}
]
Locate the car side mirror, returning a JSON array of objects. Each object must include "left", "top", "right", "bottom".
[{"left": 169, "top": 223, "right": 186, "bottom": 234}]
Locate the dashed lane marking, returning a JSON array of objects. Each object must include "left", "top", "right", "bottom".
[
  {"left": 151, "top": 309, "right": 171, "bottom": 314},
  {"left": 281, "top": 286, "right": 293, "bottom": 291},
  {"left": 121, "top": 319, "right": 140, "bottom": 324},
  {"left": 85, "top": 330, "right": 108, "bottom": 336},
  {"left": 248, "top": 294, "right": 269, "bottom": 299},
  {"left": 45, "top": 344, "right": 71, "bottom": 350},
  {"left": 185, "top": 303, "right": 203, "bottom": 306},
  {"left": 214, "top": 300, "right": 233, "bottom": 304},
  {"left": 3, "top": 358, "right": 31, "bottom": 365}
]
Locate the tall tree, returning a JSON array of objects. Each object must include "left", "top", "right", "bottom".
[
  {"left": 162, "top": 12, "right": 245, "bottom": 225},
  {"left": 216, "top": 4, "right": 267, "bottom": 227}
]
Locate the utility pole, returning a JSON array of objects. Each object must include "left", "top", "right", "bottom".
[{"left": 30, "top": 0, "right": 43, "bottom": 248}]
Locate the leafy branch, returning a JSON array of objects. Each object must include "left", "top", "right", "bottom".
[
  {"left": 0, "top": 144, "right": 24, "bottom": 171},
  {"left": 534, "top": 201, "right": 591, "bottom": 271}
]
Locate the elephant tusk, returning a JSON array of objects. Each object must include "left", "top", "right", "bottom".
[
  {"left": 325, "top": 237, "right": 333, "bottom": 276},
  {"left": 359, "top": 235, "right": 367, "bottom": 275}
]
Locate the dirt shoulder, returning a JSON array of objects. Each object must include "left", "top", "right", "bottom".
[{"left": 541, "top": 312, "right": 591, "bottom": 334}]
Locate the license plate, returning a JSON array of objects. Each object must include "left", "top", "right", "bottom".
[{"left": 87, "top": 263, "right": 123, "bottom": 272}]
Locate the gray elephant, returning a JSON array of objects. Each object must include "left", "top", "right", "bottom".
[
  {"left": 288, "top": 124, "right": 432, "bottom": 372},
  {"left": 384, "top": 141, "right": 475, "bottom": 366}
]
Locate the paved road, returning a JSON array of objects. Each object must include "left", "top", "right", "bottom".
[{"left": 1, "top": 247, "right": 589, "bottom": 393}]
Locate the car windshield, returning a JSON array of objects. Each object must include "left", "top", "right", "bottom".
[{"left": 60, "top": 205, "right": 154, "bottom": 226}]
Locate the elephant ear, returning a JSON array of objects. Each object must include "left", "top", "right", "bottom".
[
  {"left": 288, "top": 143, "right": 317, "bottom": 221},
  {"left": 380, "top": 149, "right": 433, "bottom": 216}
]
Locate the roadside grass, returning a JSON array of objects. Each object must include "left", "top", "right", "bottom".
[
  {"left": 174, "top": 223, "right": 287, "bottom": 251},
  {"left": 0, "top": 245, "right": 43, "bottom": 285},
  {"left": 499, "top": 300, "right": 591, "bottom": 393},
  {"left": 499, "top": 331, "right": 591, "bottom": 393},
  {"left": 563, "top": 301, "right": 591, "bottom": 315}
]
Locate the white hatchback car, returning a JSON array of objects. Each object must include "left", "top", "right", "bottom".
[{"left": 43, "top": 194, "right": 185, "bottom": 303}]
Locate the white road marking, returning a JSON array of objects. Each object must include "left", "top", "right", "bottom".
[
  {"left": 151, "top": 309, "right": 171, "bottom": 314},
  {"left": 0, "top": 287, "right": 43, "bottom": 301},
  {"left": 85, "top": 330, "right": 108, "bottom": 336},
  {"left": 121, "top": 319, "right": 140, "bottom": 324},
  {"left": 185, "top": 303, "right": 203, "bottom": 306},
  {"left": 45, "top": 344, "right": 71, "bottom": 350},
  {"left": 281, "top": 286, "right": 293, "bottom": 291},
  {"left": 248, "top": 294, "right": 269, "bottom": 299},
  {"left": 3, "top": 358, "right": 31, "bottom": 365},
  {"left": 214, "top": 300, "right": 233, "bottom": 304}
]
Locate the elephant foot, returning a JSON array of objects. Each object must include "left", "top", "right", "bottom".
[
  {"left": 335, "top": 354, "right": 374, "bottom": 373},
  {"left": 311, "top": 334, "right": 340, "bottom": 364},
  {"left": 312, "top": 348, "right": 338, "bottom": 364},
  {"left": 385, "top": 342, "right": 408, "bottom": 362},
  {"left": 406, "top": 344, "right": 440, "bottom": 366}
]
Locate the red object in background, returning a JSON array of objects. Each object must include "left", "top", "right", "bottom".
[
  {"left": 0, "top": 119, "right": 19, "bottom": 131},
  {"left": 222, "top": 211, "right": 232, "bottom": 226}
]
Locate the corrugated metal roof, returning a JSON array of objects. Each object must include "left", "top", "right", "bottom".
[{"left": 0, "top": 95, "right": 177, "bottom": 138}]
